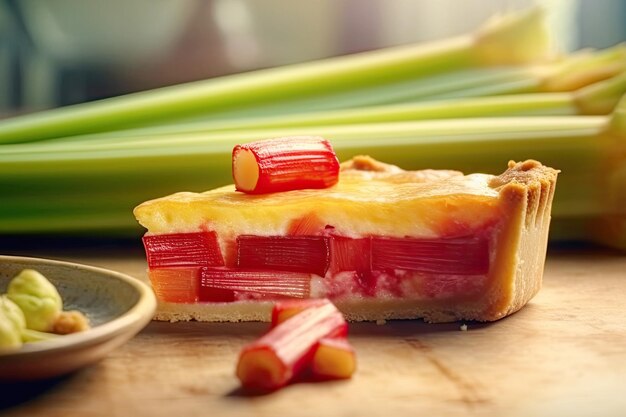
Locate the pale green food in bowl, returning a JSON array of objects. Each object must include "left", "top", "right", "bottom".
[
  {"left": 0, "top": 255, "right": 156, "bottom": 380},
  {"left": 6, "top": 269, "right": 64, "bottom": 333}
]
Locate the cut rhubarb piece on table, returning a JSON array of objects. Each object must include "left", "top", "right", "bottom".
[
  {"left": 236, "top": 302, "right": 347, "bottom": 391},
  {"left": 269, "top": 299, "right": 356, "bottom": 381},
  {"left": 134, "top": 157, "right": 559, "bottom": 323},
  {"left": 143, "top": 231, "right": 224, "bottom": 269},
  {"left": 237, "top": 235, "right": 330, "bottom": 277},
  {"left": 232, "top": 136, "right": 340, "bottom": 194}
]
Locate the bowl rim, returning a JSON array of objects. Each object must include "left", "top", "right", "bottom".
[{"left": 0, "top": 254, "right": 156, "bottom": 358}]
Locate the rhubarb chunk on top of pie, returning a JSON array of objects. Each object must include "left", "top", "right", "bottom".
[{"left": 133, "top": 156, "right": 559, "bottom": 323}]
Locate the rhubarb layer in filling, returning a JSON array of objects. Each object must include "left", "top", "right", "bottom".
[{"left": 134, "top": 157, "right": 558, "bottom": 322}]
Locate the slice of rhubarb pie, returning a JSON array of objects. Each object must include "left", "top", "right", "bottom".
[{"left": 134, "top": 151, "right": 558, "bottom": 323}]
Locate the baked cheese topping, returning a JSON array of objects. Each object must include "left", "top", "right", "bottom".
[{"left": 134, "top": 170, "right": 501, "bottom": 238}]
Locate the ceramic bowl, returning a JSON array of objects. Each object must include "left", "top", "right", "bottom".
[{"left": 0, "top": 255, "right": 156, "bottom": 380}]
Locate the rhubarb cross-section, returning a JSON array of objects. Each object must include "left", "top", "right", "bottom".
[
  {"left": 232, "top": 136, "right": 340, "bottom": 194},
  {"left": 143, "top": 231, "right": 224, "bottom": 269},
  {"left": 237, "top": 235, "right": 329, "bottom": 276}
]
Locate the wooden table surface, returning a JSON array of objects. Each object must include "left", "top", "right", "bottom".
[{"left": 1, "top": 240, "right": 625, "bottom": 417}]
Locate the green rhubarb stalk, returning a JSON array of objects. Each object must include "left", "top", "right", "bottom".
[
  {"left": 33, "top": 67, "right": 549, "bottom": 144},
  {"left": 574, "top": 71, "right": 626, "bottom": 114},
  {"left": 0, "top": 115, "right": 606, "bottom": 157},
  {"left": 22, "top": 68, "right": 625, "bottom": 149},
  {"left": 541, "top": 43, "right": 626, "bottom": 92},
  {"left": 0, "top": 8, "right": 550, "bottom": 144},
  {"left": 400, "top": 46, "right": 626, "bottom": 102},
  {"left": 0, "top": 114, "right": 621, "bottom": 235},
  {"left": 59, "top": 73, "right": 626, "bottom": 141},
  {"left": 27, "top": 46, "right": 626, "bottom": 147},
  {"left": 49, "top": 93, "right": 576, "bottom": 142}
]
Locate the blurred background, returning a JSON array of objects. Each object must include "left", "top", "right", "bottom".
[{"left": 1, "top": 0, "right": 625, "bottom": 115}]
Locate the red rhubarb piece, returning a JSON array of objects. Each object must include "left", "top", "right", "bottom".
[
  {"left": 329, "top": 235, "right": 371, "bottom": 273},
  {"left": 371, "top": 236, "right": 489, "bottom": 275},
  {"left": 237, "top": 235, "right": 330, "bottom": 277},
  {"left": 236, "top": 302, "right": 347, "bottom": 391},
  {"left": 148, "top": 268, "right": 199, "bottom": 303},
  {"left": 232, "top": 136, "right": 340, "bottom": 194},
  {"left": 200, "top": 267, "right": 311, "bottom": 299},
  {"left": 143, "top": 231, "right": 224, "bottom": 269}
]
